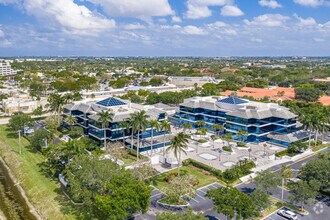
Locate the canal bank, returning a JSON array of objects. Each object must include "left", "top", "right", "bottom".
[{"left": 0, "top": 156, "right": 40, "bottom": 220}]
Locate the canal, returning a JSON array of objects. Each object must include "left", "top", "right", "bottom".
[{"left": 0, "top": 157, "right": 37, "bottom": 220}]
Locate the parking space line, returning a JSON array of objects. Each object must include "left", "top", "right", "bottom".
[
  {"left": 195, "top": 193, "right": 206, "bottom": 200},
  {"left": 199, "top": 188, "right": 208, "bottom": 194},
  {"left": 150, "top": 193, "right": 162, "bottom": 198},
  {"left": 189, "top": 197, "right": 199, "bottom": 203}
]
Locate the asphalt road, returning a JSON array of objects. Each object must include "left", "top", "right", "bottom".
[{"left": 135, "top": 148, "right": 329, "bottom": 220}]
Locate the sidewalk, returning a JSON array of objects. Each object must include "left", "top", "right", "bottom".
[{"left": 239, "top": 149, "right": 315, "bottom": 183}]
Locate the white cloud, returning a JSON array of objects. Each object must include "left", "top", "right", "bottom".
[
  {"left": 258, "top": 0, "right": 282, "bottom": 8},
  {"left": 172, "top": 16, "right": 182, "bottom": 23},
  {"left": 87, "top": 0, "right": 174, "bottom": 19},
  {"left": 244, "top": 14, "right": 290, "bottom": 27},
  {"left": 314, "top": 38, "right": 325, "bottom": 42},
  {"left": 185, "top": 0, "right": 233, "bottom": 19},
  {"left": 220, "top": 5, "right": 244, "bottom": 17},
  {"left": 20, "top": 0, "right": 116, "bottom": 35},
  {"left": 293, "top": 0, "right": 325, "bottom": 7},
  {"left": 293, "top": 14, "right": 317, "bottom": 26},
  {"left": 123, "top": 23, "right": 145, "bottom": 30},
  {"left": 183, "top": 25, "right": 207, "bottom": 35},
  {"left": 0, "top": 0, "right": 19, "bottom": 4},
  {"left": 207, "top": 21, "right": 228, "bottom": 28}
]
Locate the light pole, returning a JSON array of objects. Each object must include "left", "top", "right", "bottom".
[
  {"left": 218, "top": 149, "right": 222, "bottom": 161},
  {"left": 263, "top": 143, "right": 267, "bottom": 156},
  {"left": 248, "top": 148, "right": 252, "bottom": 161}
]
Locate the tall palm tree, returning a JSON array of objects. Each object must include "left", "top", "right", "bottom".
[
  {"left": 311, "top": 112, "right": 322, "bottom": 147},
  {"left": 166, "top": 132, "right": 189, "bottom": 176},
  {"left": 237, "top": 129, "right": 248, "bottom": 142},
  {"left": 119, "top": 121, "right": 130, "bottom": 145},
  {"left": 182, "top": 123, "right": 192, "bottom": 133},
  {"left": 160, "top": 120, "right": 171, "bottom": 157},
  {"left": 149, "top": 119, "right": 160, "bottom": 156},
  {"left": 280, "top": 165, "right": 293, "bottom": 200},
  {"left": 64, "top": 115, "right": 77, "bottom": 130},
  {"left": 196, "top": 120, "right": 206, "bottom": 128},
  {"left": 212, "top": 124, "right": 225, "bottom": 136},
  {"left": 131, "top": 110, "right": 149, "bottom": 160},
  {"left": 47, "top": 93, "right": 65, "bottom": 126},
  {"left": 97, "top": 110, "right": 114, "bottom": 150},
  {"left": 299, "top": 112, "right": 313, "bottom": 148}
]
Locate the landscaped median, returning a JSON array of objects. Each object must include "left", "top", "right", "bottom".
[{"left": 0, "top": 125, "right": 77, "bottom": 220}]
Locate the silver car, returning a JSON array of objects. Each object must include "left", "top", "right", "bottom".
[{"left": 277, "top": 209, "right": 298, "bottom": 220}]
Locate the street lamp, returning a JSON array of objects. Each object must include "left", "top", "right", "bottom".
[
  {"left": 248, "top": 148, "right": 252, "bottom": 161},
  {"left": 263, "top": 143, "right": 267, "bottom": 156},
  {"left": 218, "top": 149, "right": 222, "bottom": 161}
]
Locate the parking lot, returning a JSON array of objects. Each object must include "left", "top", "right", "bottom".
[{"left": 184, "top": 182, "right": 223, "bottom": 212}]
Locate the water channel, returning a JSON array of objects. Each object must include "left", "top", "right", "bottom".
[{"left": 0, "top": 157, "right": 37, "bottom": 220}]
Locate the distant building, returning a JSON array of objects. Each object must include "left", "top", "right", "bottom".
[
  {"left": 314, "top": 77, "right": 330, "bottom": 83},
  {"left": 169, "top": 76, "right": 221, "bottom": 86},
  {"left": 170, "top": 96, "right": 308, "bottom": 146},
  {"left": 1, "top": 96, "right": 48, "bottom": 114},
  {"left": 222, "top": 87, "right": 295, "bottom": 102},
  {"left": 63, "top": 97, "right": 171, "bottom": 153},
  {"left": 0, "top": 61, "right": 17, "bottom": 76}
]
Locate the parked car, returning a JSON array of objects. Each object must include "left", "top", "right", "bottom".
[{"left": 277, "top": 209, "right": 298, "bottom": 220}]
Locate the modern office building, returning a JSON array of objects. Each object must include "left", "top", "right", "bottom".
[
  {"left": 63, "top": 97, "right": 171, "bottom": 152},
  {"left": 170, "top": 96, "right": 308, "bottom": 146}
]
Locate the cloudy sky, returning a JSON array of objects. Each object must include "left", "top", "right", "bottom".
[{"left": 0, "top": 0, "right": 329, "bottom": 56}]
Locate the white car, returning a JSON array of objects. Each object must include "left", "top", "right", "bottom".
[{"left": 277, "top": 209, "right": 298, "bottom": 220}]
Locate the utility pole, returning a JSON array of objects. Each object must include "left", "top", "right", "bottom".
[{"left": 18, "top": 130, "right": 22, "bottom": 154}]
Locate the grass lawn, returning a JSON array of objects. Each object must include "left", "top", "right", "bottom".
[
  {"left": 150, "top": 165, "right": 219, "bottom": 189},
  {"left": 312, "top": 143, "right": 329, "bottom": 152},
  {"left": 121, "top": 156, "right": 136, "bottom": 166},
  {"left": 0, "top": 125, "right": 79, "bottom": 220},
  {"left": 257, "top": 197, "right": 306, "bottom": 219}
]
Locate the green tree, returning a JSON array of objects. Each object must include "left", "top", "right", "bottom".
[
  {"left": 211, "top": 135, "right": 219, "bottom": 148},
  {"left": 68, "top": 126, "right": 84, "bottom": 139},
  {"left": 250, "top": 189, "right": 271, "bottom": 211},
  {"left": 254, "top": 170, "right": 281, "bottom": 193},
  {"left": 221, "top": 133, "right": 233, "bottom": 147},
  {"left": 289, "top": 180, "right": 319, "bottom": 211},
  {"left": 30, "top": 129, "right": 52, "bottom": 151},
  {"left": 295, "top": 86, "right": 321, "bottom": 102},
  {"left": 130, "top": 110, "right": 149, "bottom": 160},
  {"left": 201, "top": 83, "right": 219, "bottom": 96},
  {"left": 47, "top": 93, "right": 65, "bottom": 126},
  {"left": 206, "top": 187, "right": 258, "bottom": 220},
  {"left": 212, "top": 124, "right": 224, "bottom": 136},
  {"left": 237, "top": 129, "right": 248, "bottom": 142},
  {"left": 299, "top": 157, "right": 330, "bottom": 190},
  {"left": 65, "top": 154, "right": 151, "bottom": 219},
  {"left": 166, "top": 132, "right": 189, "bottom": 176},
  {"left": 182, "top": 123, "right": 192, "bottom": 133},
  {"left": 196, "top": 120, "right": 206, "bottom": 128},
  {"left": 8, "top": 112, "right": 33, "bottom": 154},
  {"left": 97, "top": 110, "right": 114, "bottom": 150},
  {"left": 119, "top": 121, "right": 130, "bottom": 145},
  {"left": 280, "top": 165, "right": 293, "bottom": 200},
  {"left": 149, "top": 119, "right": 160, "bottom": 156},
  {"left": 64, "top": 115, "right": 77, "bottom": 130},
  {"left": 160, "top": 120, "right": 171, "bottom": 157},
  {"left": 32, "top": 106, "right": 43, "bottom": 117}
]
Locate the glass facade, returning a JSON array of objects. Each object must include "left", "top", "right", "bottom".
[{"left": 172, "top": 103, "right": 299, "bottom": 146}]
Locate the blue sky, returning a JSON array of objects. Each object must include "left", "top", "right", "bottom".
[{"left": 0, "top": 0, "right": 329, "bottom": 56}]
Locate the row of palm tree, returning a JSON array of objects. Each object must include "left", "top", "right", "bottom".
[
  {"left": 299, "top": 106, "right": 330, "bottom": 148},
  {"left": 96, "top": 109, "right": 172, "bottom": 160}
]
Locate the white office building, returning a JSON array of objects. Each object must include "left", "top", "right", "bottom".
[{"left": 0, "top": 61, "right": 17, "bottom": 76}]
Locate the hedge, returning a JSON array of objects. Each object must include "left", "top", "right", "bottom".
[
  {"left": 222, "top": 146, "right": 233, "bottom": 152},
  {"left": 182, "top": 158, "right": 222, "bottom": 178},
  {"left": 237, "top": 142, "right": 246, "bottom": 147}
]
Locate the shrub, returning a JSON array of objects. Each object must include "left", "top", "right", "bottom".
[
  {"left": 275, "top": 149, "right": 288, "bottom": 157},
  {"left": 222, "top": 146, "right": 233, "bottom": 152},
  {"left": 237, "top": 142, "right": 246, "bottom": 147},
  {"left": 310, "top": 140, "right": 322, "bottom": 146},
  {"left": 288, "top": 141, "right": 308, "bottom": 153},
  {"left": 183, "top": 159, "right": 222, "bottom": 178},
  {"left": 197, "top": 139, "right": 208, "bottom": 143},
  {"left": 164, "top": 173, "right": 178, "bottom": 183},
  {"left": 222, "top": 160, "right": 256, "bottom": 183}
]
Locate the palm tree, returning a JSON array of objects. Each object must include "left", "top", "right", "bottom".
[
  {"left": 221, "top": 133, "right": 233, "bottom": 147},
  {"left": 280, "top": 165, "right": 293, "bottom": 200},
  {"left": 131, "top": 110, "right": 149, "bottom": 160},
  {"left": 160, "top": 120, "right": 171, "bottom": 157},
  {"left": 299, "top": 112, "right": 313, "bottom": 148},
  {"left": 237, "top": 129, "right": 248, "bottom": 142},
  {"left": 64, "top": 115, "right": 77, "bottom": 130},
  {"left": 47, "top": 93, "right": 65, "bottom": 126},
  {"left": 119, "top": 121, "right": 130, "bottom": 145},
  {"left": 211, "top": 135, "right": 218, "bottom": 148},
  {"left": 196, "top": 120, "right": 206, "bottom": 128},
  {"left": 149, "top": 119, "right": 160, "bottom": 156},
  {"left": 182, "top": 123, "right": 192, "bottom": 133},
  {"left": 212, "top": 124, "right": 224, "bottom": 136},
  {"left": 97, "top": 110, "right": 114, "bottom": 150},
  {"left": 166, "top": 132, "right": 189, "bottom": 176},
  {"left": 311, "top": 113, "right": 322, "bottom": 147}
]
